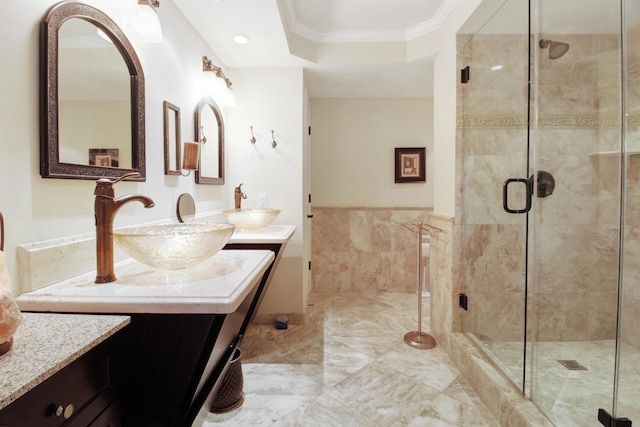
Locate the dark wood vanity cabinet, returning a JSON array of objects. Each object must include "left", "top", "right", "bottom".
[
  {"left": 112, "top": 274, "right": 266, "bottom": 427},
  {"left": 0, "top": 338, "right": 122, "bottom": 427},
  {"left": 3, "top": 245, "right": 283, "bottom": 427},
  {"left": 108, "top": 247, "right": 281, "bottom": 427}
]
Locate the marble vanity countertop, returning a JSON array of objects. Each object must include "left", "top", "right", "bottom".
[
  {"left": 227, "top": 224, "right": 296, "bottom": 244},
  {"left": 0, "top": 312, "right": 130, "bottom": 410},
  {"left": 16, "top": 249, "right": 274, "bottom": 315}
]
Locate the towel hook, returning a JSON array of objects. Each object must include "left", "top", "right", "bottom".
[
  {"left": 250, "top": 126, "right": 256, "bottom": 144},
  {"left": 271, "top": 130, "right": 277, "bottom": 149}
]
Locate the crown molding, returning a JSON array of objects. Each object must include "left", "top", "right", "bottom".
[{"left": 282, "top": 0, "right": 457, "bottom": 44}]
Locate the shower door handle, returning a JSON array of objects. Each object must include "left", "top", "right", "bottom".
[{"left": 503, "top": 178, "right": 532, "bottom": 214}]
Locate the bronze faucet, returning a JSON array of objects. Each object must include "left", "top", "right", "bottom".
[
  {"left": 234, "top": 183, "right": 247, "bottom": 209},
  {"left": 94, "top": 173, "right": 155, "bottom": 283}
]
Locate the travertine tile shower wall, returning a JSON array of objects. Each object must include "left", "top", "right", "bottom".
[
  {"left": 534, "top": 34, "right": 621, "bottom": 343},
  {"left": 458, "top": 33, "right": 630, "bottom": 344},
  {"left": 311, "top": 207, "right": 431, "bottom": 294}
]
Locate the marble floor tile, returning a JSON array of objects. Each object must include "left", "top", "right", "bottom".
[{"left": 204, "top": 293, "right": 498, "bottom": 426}]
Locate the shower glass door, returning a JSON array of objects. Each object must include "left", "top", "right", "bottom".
[
  {"left": 530, "top": 0, "right": 623, "bottom": 424},
  {"left": 461, "top": 0, "right": 639, "bottom": 424},
  {"left": 617, "top": 0, "right": 640, "bottom": 423},
  {"left": 459, "top": 0, "right": 531, "bottom": 392}
]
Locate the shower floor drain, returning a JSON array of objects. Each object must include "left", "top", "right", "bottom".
[{"left": 558, "top": 360, "right": 588, "bottom": 370}]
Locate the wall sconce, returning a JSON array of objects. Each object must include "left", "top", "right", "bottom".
[
  {"left": 202, "top": 56, "right": 236, "bottom": 107},
  {"left": 180, "top": 141, "right": 200, "bottom": 176},
  {"left": 132, "top": 0, "right": 163, "bottom": 43}
]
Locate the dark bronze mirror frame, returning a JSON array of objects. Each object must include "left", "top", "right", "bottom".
[
  {"left": 163, "top": 101, "right": 181, "bottom": 176},
  {"left": 194, "top": 97, "right": 224, "bottom": 185},
  {"left": 40, "top": 2, "right": 146, "bottom": 181}
]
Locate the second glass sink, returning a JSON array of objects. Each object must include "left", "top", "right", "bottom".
[{"left": 223, "top": 208, "right": 280, "bottom": 231}]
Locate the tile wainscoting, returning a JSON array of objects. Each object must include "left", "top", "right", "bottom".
[{"left": 311, "top": 207, "right": 432, "bottom": 294}]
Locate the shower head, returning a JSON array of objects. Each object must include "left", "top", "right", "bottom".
[{"left": 539, "top": 39, "right": 570, "bottom": 59}]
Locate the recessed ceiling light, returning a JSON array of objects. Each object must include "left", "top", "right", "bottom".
[
  {"left": 233, "top": 34, "right": 250, "bottom": 45},
  {"left": 491, "top": 64, "right": 504, "bottom": 71}
]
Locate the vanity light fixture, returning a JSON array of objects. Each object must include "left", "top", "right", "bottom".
[
  {"left": 271, "top": 130, "right": 277, "bottom": 149},
  {"left": 202, "top": 56, "right": 236, "bottom": 107},
  {"left": 180, "top": 141, "right": 200, "bottom": 176},
  {"left": 250, "top": 126, "right": 256, "bottom": 144},
  {"left": 133, "top": 0, "right": 163, "bottom": 43}
]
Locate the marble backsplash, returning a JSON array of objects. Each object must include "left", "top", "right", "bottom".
[
  {"left": 17, "top": 233, "right": 123, "bottom": 294},
  {"left": 310, "top": 207, "right": 431, "bottom": 294},
  {"left": 15, "top": 214, "right": 227, "bottom": 295}
]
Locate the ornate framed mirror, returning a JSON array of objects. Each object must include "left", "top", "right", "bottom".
[
  {"left": 194, "top": 97, "right": 224, "bottom": 185},
  {"left": 163, "top": 101, "right": 181, "bottom": 175},
  {"left": 40, "top": 2, "right": 146, "bottom": 181}
]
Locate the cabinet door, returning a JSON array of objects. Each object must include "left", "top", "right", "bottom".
[
  {"left": 87, "top": 400, "right": 122, "bottom": 427},
  {"left": 67, "top": 391, "right": 120, "bottom": 427},
  {"left": 0, "top": 341, "right": 119, "bottom": 427}
]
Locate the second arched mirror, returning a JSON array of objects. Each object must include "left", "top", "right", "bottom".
[{"left": 194, "top": 97, "right": 224, "bottom": 185}]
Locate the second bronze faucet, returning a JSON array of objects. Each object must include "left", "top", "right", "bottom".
[{"left": 234, "top": 183, "right": 247, "bottom": 209}]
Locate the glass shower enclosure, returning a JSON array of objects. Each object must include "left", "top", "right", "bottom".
[{"left": 458, "top": 0, "right": 639, "bottom": 425}]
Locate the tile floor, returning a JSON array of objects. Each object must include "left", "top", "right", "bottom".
[{"left": 203, "top": 293, "right": 498, "bottom": 426}]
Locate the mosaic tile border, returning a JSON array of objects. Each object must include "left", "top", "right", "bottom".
[{"left": 457, "top": 113, "right": 640, "bottom": 129}]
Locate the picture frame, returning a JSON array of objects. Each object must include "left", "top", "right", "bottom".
[
  {"left": 89, "top": 148, "right": 119, "bottom": 167},
  {"left": 395, "top": 147, "right": 426, "bottom": 183}
]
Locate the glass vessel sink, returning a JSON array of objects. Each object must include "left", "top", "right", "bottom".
[
  {"left": 223, "top": 208, "right": 280, "bottom": 231},
  {"left": 113, "top": 223, "right": 235, "bottom": 270}
]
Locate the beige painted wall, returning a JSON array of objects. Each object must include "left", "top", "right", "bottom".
[
  {"left": 310, "top": 98, "right": 433, "bottom": 208},
  {"left": 226, "top": 68, "right": 306, "bottom": 317}
]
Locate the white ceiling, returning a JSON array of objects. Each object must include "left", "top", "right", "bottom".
[
  {"left": 173, "top": 0, "right": 453, "bottom": 98},
  {"left": 172, "top": 0, "right": 640, "bottom": 98}
]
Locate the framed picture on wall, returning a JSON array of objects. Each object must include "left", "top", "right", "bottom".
[
  {"left": 89, "top": 148, "right": 119, "bottom": 168},
  {"left": 395, "top": 147, "right": 425, "bottom": 183}
]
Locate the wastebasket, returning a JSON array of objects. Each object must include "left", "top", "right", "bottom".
[{"left": 210, "top": 348, "right": 244, "bottom": 413}]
